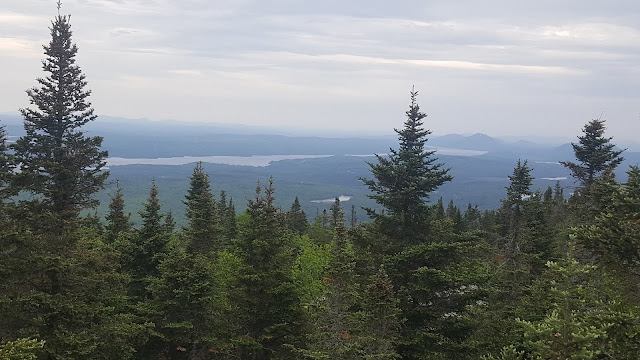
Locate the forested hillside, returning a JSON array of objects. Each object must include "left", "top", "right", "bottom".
[{"left": 1, "top": 12, "right": 639, "bottom": 360}]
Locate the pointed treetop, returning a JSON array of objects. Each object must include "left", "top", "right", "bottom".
[{"left": 57, "top": 0, "right": 62, "bottom": 15}]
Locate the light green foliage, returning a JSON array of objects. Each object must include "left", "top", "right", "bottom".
[
  {"left": 292, "top": 235, "right": 331, "bottom": 309},
  {"left": 518, "top": 258, "right": 609, "bottom": 360},
  {"left": 0, "top": 339, "right": 44, "bottom": 360}
]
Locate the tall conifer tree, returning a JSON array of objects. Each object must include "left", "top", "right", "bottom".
[
  {"left": 232, "top": 178, "right": 303, "bottom": 360},
  {"left": 560, "top": 119, "right": 623, "bottom": 192},
  {"left": 360, "top": 88, "right": 451, "bottom": 244},
  {"left": 0, "top": 124, "right": 12, "bottom": 199},
  {"left": 287, "top": 196, "right": 308, "bottom": 235},
  {"left": 12, "top": 12, "right": 107, "bottom": 233},
  {"left": 183, "top": 162, "right": 218, "bottom": 254},
  {"left": 105, "top": 181, "right": 132, "bottom": 243}
]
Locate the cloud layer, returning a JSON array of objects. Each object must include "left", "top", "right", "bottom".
[{"left": 2, "top": 0, "right": 640, "bottom": 140}]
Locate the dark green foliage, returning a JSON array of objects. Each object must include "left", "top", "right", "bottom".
[
  {"left": 500, "top": 160, "right": 534, "bottom": 254},
  {"left": 433, "top": 198, "right": 446, "bottom": 220},
  {"left": 163, "top": 210, "right": 176, "bottom": 233},
  {"left": 329, "top": 197, "right": 345, "bottom": 229},
  {"left": 303, "top": 227, "right": 361, "bottom": 360},
  {"left": 138, "top": 180, "right": 165, "bottom": 243},
  {"left": 105, "top": 182, "right": 133, "bottom": 243},
  {"left": 571, "top": 166, "right": 640, "bottom": 304},
  {"left": 0, "top": 231, "right": 150, "bottom": 360},
  {"left": 231, "top": 178, "right": 303, "bottom": 360},
  {"left": 148, "top": 244, "right": 229, "bottom": 359},
  {"left": 543, "top": 186, "right": 553, "bottom": 202},
  {"left": 560, "top": 119, "right": 624, "bottom": 192},
  {"left": 217, "top": 190, "right": 237, "bottom": 242},
  {"left": 514, "top": 251, "right": 640, "bottom": 359},
  {"left": 4, "top": 30, "right": 640, "bottom": 360},
  {"left": 183, "top": 162, "right": 219, "bottom": 253},
  {"left": 360, "top": 89, "right": 452, "bottom": 244},
  {"left": 359, "top": 267, "right": 402, "bottom": 360},
  {"left": 349, "top": 204, "right": 357, "bottom": 228},
  {"left": 121, "top": 181, "right": 170, "bottom": 297},
  {"left": 286, "top": 196, "right": 308, "bottom": 235},
  {"left": 0, "top": 124, "right": 13, "bottom": 199},
  {"left": 387, "top": 231, "right": 485, "bottom": 360},
  {"left": 503, "top": 160, "right": 533, "bottom": 218},
  {"left": 11, "top": 15, "right": 108, "bottom": 233}
]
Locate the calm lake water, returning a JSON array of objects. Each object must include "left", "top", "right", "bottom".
[{"left": 106, "top": 154, "right": 333, "bottom": 167}]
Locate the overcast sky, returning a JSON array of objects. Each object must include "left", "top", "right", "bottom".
[{"left": 2, "top": 0, "right": 640, "bottom": 140}]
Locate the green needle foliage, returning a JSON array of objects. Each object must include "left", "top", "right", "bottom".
[
  {"left": 361, "top": 88, "right": 452, "bottom": 245},
  {"left": 11, "top": 14, "right": 108, "bottom": 234},
  {"left": 560, "top": 119, "right": 624, "bottom": 194}
]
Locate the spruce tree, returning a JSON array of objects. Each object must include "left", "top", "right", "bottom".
[
  {"left": 11, "top": 13, "right": 108, "bottom": 233},
  {"left": 226, "top": 197, "right": 237, "bottom": 240},
  {"left": 105, "top": 181, "right": 132, "bottom": 243},
  {"left": 0, "top": 124, "right": 13, "bottom": 199},
  {"left": 286, "top": 196, "right": 309, "bottom": 235},
  {"left": 360, "top": 88, "right": 451, "bottom": 245},
  {"left": 560, "top": 119, "right": 623, "bottom": 193},
  {"left": 303, "top": 226, "right": 361, "bottom": 360},
  {"left": 329, "top": 197, "right": 344, "bottom": 229},
  {"left": 183, "top": 162, "right": 218, "bottom": 254},
  {"left": 123, "top": 180, "right": 168, "bottom": 296},
  {"left": 359, "top": 267, "right": 402, "bottom": 360},
  {"left": 502, "top": 160, "right": 533, "bottom": 252},
  {"left": 163, "top": 210, "right": 175, "bottom": 233},
  {"left": 232, "top": 178, "right": 303, "bottom": 360},
  {"left": 350, "top": 204, "right": 357, "bottom": 228}
]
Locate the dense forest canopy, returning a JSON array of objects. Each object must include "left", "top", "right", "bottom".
[{"left": 1, "top": 10, "right": 639, "bottom": 360}]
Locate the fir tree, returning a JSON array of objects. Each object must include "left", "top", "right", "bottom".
[
  {"left": 560, "top": 119, "right": 624, "bottom": 193},
  {"left": 163, "top": 210, "right": 175, "bottom": 233},
  {"left": 0, "top": 124, "right": 13, "bottom": 199},
  {"left": 350, "top": 204, "right": 357, "bottom": 229},
  {"left": 553, "top": 181, "right": 564, "bottom": 202},
  {"left": 183, "top": 162, "right": 218, "bottom": 254},
  {"left": 286, "top": 196, "right": 309, "bottom": 235},
  {"left": 124, "top": 180, "right": 168, "bottom": 296},
  {"left": 329, "top": 197, "right": 345, "bottom": 229},
  {"left": 360, "top": 88, "right": 452, "bottom": 245},
  {"left": 226, "top": 197, "right": 237, "bottom": 240},
  {"left": 11, "top": 13, "right": 108, "bottom": 234},
  {"left": 503, "top": 160, "right": 533, "bottom": 218},
  {"left": 105, "top": 181, "right": 132, "bottom": 243},
  {"left": 359, "top": 267, "right": 402, "bottom": 360},
  {"left": 502, "top": 160, "right": 534, "bottom": 253},
  {"left": 304, "top": 226, "right": 361, "bottom": 360},
  {"left": 543, "top": 186, "right": 553, "bottom": 202},
  {"left": 149, "top": 244, "right": 228, "bottom": 359},
  {"left": 433, "top": 197, "right": 446, "bottom": 220},
  {"left": 138, "top": 180, "right": 164, "bottom": 243},
  {"left": 232, "top": 178, "right": 303, "bottom": 360}
]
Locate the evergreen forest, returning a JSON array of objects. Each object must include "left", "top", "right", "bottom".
[{"left": 1, "top": 12, "right": 639, "bottom": 360}]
